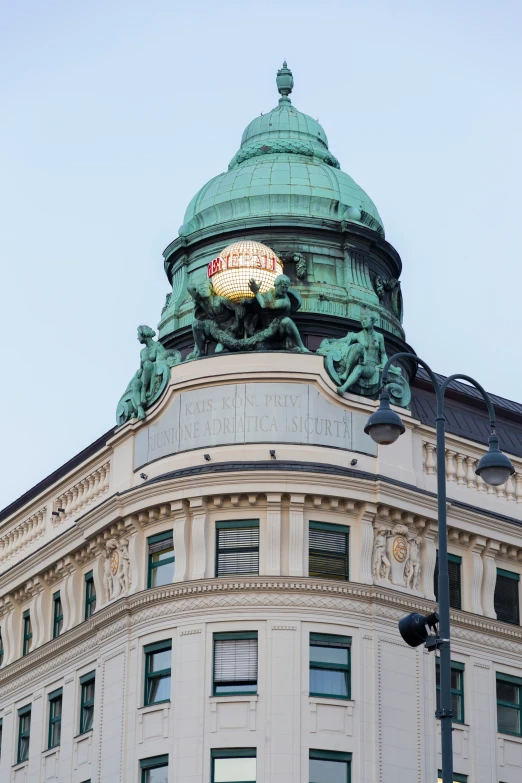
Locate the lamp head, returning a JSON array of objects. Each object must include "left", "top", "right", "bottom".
[
  {"left": 475, "top": 434, "right": 515, "bottom": 487},
  {"left": 398, "top": 611, "right": 439, "bottom": 648},
  {"left": 364, "top": 390, "right": 406, "bottom": 445}
]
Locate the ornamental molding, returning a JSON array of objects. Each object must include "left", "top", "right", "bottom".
[
  {"left": 1, "top": 577, "right": 522, "bottom": 698},
  {"left": 5, "top": 464, "right": 520, "bottom": 595}
]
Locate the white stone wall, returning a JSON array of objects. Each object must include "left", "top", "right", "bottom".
[{"left": 1, "top": 587, "right": 522, "bottom": 782}]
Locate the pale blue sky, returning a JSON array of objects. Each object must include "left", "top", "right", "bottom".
[{"left": 1, "top": 0, "right": 521, "bottom": 509}]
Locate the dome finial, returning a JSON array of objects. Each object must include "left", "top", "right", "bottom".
[{"left": 276, "top": 61, "right": 294, "bottom": 103}]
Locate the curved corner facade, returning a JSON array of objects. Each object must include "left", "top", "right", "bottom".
[{"left": 1, "top": 355, "right": 522, "bottom": 782}]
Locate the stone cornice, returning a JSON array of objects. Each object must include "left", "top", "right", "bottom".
[
  {"left": 2, "top": 463, "right": 522, "bottom": 595},
  {"left": 1, "top": 577, "right": 521, "bottom": 698}
]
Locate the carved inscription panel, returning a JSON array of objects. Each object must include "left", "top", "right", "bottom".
[{"left": 134, "top": 382, "right": 377, "bottom": 468}]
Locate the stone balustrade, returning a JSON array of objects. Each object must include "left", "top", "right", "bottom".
[
  {"left": 52, "top": 461, "right": 111, "bottom": 523},
  {"left": 422, "top": 441, "right": 522, "bottom": 503},
  {"left": 0, "top": 507, "right": 47, "bottom": 567}
]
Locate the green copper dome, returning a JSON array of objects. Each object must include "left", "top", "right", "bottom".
[{"left": 179, "top": 64, "right": 384, "bottom": 238}]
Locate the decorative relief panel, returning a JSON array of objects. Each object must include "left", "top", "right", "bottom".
[{"left": 372, "top": 516, "right": 424, "bottom": 594}]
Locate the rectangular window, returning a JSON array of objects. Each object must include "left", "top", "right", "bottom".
[
  {"left": 144, "top": 641, "right": 172, "bottom": 706},
  {"left": 147, "top": 531, "right": 175, "bottom": 588},
  {"left": 309, "top": 522, "right": 349, "bottom": 581},
  {"left": 310, "top": 633, "right": 351, "bottom": 700},
  {"left": 216, "top": 521, "right": 259, "bottom": 577},
  {"left": 212, "top": 748, "right": 256, "bottom": 783},
  {"left": 497, "top": 673, "right": 522, "bottom": 736},
  {"left": 22, "top": 610, "right": 33, "bottom": 656},
  {"left": 309, "top": 749, "right": 351, "bottom": 783},
  {"left": 140, "top": 754, "right": 169, "bottom": 783},
  {"left": 495, "top": 569, "right": 520, "bottom": 625},
  {"left": 84, "top": 572, "right": 96, "bottom": 620},
  {"left": 17, "top": 705, "right": 31, "bottom": 764},
  {"left": 213, "top": 632, "right": 258, "bottom": 695},
  {"left": 79, "top": 671, "right": 95, "bottom": 734},
  {"left": 53, "top": 591, "right": 64, "bottom": 638},
  {"left": 0, "top": 628, "right": 4, "bottom": 666},
  {"left": 437, "top": 773, "right": 467, "bottom": 783},
  {"left": 436, "top": 659, "right": 465, "bottom": 723},
  {"left": 434, "top": 552, "right": 462, "bottom": 610},
  {"left": 48, "top": 688, "right": 62, "bottom": 749},
  {"left": 0, "top": 717, "right": 3, "bottom": 759}
]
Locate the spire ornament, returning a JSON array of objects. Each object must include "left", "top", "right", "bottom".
[{"left": 276, "top": 61, "right": 294, "bottom": 103}]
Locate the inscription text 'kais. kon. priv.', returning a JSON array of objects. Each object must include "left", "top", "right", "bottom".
[{"left": 134, "top": 382, "right": 377, "bottom": 469}]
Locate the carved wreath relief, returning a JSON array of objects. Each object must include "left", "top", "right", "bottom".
[{"left": 372, "top": 523, "right": 422, "bottom": 591}]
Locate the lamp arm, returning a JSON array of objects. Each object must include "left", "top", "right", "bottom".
[{"left": 440, "top": 373, "right": 496, "bottom": 431}]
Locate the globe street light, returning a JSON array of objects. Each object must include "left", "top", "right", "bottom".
[{"left": 364, "top": 353, "right": 515, "bottom": 783}]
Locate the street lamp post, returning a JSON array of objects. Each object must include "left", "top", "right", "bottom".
[{"left": 364, "top": 353, "right": 515, "bottom": 783}]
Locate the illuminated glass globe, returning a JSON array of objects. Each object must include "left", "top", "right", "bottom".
[{"left": 207, "top": 240, "right": 284, "bottom": 302}]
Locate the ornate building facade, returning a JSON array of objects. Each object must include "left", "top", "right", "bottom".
[{"left": 1, "top": 65, "right": 522, "bottom": 783}]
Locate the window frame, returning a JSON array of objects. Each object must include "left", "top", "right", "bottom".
[
  {"left": 53, "top": 591, "right": 64, "bottom": 639},
  {"left": 79, "top": 671, "right": 96, "bottom": 735},
  {"left": 84, "top": 571, "right": 96, "bottom": 620},
  {"left": 495, "top": 568, "right": 520, "bottom": 625},
  {"left": 215, "top": 520, "right": 260, "bottom": 578},
  {"left": 309, "top": 748, "right": 352, "bottom": 783},
  {"left": 309, "top": 521, "right": 350, "bottom": 581},
  {"left": 147, "top": 530, "right": 175, "bottom": 589},
  {"left": 309, "top": 632, "right": 352, "bottom": 700},
  {"left": 211, "top": 747, "right": 256, "bottom": 783},
  {"left": 437, "top": 773, "right": 467, "bottom": 783},
  {"left": 140, "top": 753, "right": 169, "bottom": 782},
  {"left": 436, "top": 659, "right": 465, "bottom": 724},
  {"left": 496, "top": 672, "right": 522, "bottom": 737},
  {"left": 22, "top": 610, "right": 32, "bottom": 656},
  {"left": 48, "top": 688, "right": 63, "bottom": 749},
  {"left": 17, "top": 704, "right": 31, "bottom": 764},
  {"left": 144, "top": 640, "right": 172, "bottom": 706},
  {"left": 213, "top": 631, "right": 258, "bottom": 696}
]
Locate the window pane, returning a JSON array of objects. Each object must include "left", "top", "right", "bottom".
[
  {"left": 497, "top": 680, "right": 520, "bottom": 705},
  {"left": 310, "top": 645, "right": 349, "bottom": 666},
  {"left": 150, "top": 561, "right": 175, "bottom": 587},
  {"left": 19, "top": 736, "right": 29, "bottom": 761},
  {"left": 214, "top": 682, "right": 257, "bottom": 694},
  {"left": 451, "top": 692, "right": 463, "bottom": 722},
  {"left": 309, "top": 758, "right": 348, "bottom": 783},
  {"left": 310, "top": 668, "right": 349, "bottom": 698},
  {"left": 450, "top": 669, "right": 462, "bottom": 690},
  {"left": 149, "top": 650, "right": 171, "bottom": 672},
  {"left": 82, "top": 705, "right": 94, "bottom": 732},
  {"left": 50, "top": 720, "right": 61, "bottom": 747},
  {"left": 84, "top": 682, "right": 95, "bottom": 703},
  {"left": 144, "top": 768, "right": 169, "bottom": 783},
  {"left": 151, "top": 547, "right": 174, "bottom": 564},
  {"left": 148, "top": 675, "right": 171, "bottom": 703},
  {"left": 498, "top": 704, "right": 521, "bottom": 734},
  {"left": 214, "top": 757, "right": 256, "bottom": 782}
]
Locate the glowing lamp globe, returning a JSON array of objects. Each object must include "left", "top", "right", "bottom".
[{"left": 207, "top": 240, "right": 284, "bottom": 303}]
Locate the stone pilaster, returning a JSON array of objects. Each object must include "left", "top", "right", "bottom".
[
  {"left": 189, "top": 497, "right": 207, "bottom": 580},
  {"left": 482, "top": 539, "right": 500, "bottom": 619},
  {"left": 288, "top": 494, "right": 305, "bottom": 577},
  {"left": 265, "top": 494, "right": 282, "bottom": 576}
]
